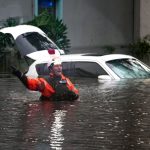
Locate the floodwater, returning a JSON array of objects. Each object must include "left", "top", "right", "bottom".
[{"left": 0, "top": 77, "right": 150, "bottom": 150}]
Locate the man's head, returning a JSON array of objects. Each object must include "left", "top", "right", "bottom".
[{"left": 48, "top": 58, "right": 62, "bottom": 76}]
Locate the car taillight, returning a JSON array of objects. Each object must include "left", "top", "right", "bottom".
[{"left": 48, "top": 49, "right": 55, "bottom": 54}]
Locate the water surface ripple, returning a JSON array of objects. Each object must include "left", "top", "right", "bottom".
[{"left": 0, "top": 77, "right": 150, "bottom": 150}]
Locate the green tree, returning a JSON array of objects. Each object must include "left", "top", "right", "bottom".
[
  {"left": 0, "top": 32, "right": 14, "bottom": 52},
  {"left": 26, "top": 10, "right": 70, "bottom": 52},
  {"left": 128, "top": 35, "right": 150, "bottom": 59},
  {"left": 0, "top": 32, "right": 15, "bottom": 73},
  {"left": 3, "top": 17, "right": 19, "bottom": 27}
]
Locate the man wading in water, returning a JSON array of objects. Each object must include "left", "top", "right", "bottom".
[{"left": 11, "top": 57, "right": 79, "bottom": 101}]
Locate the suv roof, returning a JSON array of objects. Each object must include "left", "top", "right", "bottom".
[
  {"left": 61, "top": 53, "right": 133, "bottom": 62},
  {"left": 0, "top": 25, "right": 45, "bottom": 39}
]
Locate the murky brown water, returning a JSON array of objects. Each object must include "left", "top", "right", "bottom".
[{"left": 0, "top": 77, "right": 150, "bottom": 150}]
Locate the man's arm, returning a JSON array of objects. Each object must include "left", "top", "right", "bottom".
[
  {"left": 10, "top": 66, "right": 28, "bottom": 88},
  {"left": 10, "top": 66, "right": 43, "bottom": 91},
  {"left": 65, "top": 77, "right": 79, "bottom": 100}
]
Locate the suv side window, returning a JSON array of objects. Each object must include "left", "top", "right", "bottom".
[{"left": 62, "top": 61, "right": 108, "bottom": 78}]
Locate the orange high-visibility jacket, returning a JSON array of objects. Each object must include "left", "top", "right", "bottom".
[{"left": 26, "top": 74, "right": 79, "bottom": 100}]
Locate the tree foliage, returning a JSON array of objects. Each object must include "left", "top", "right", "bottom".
[
  {"left": 3, "top": 17, "right": 19, "bottom": 27},
  {"left": 128, "top": 35, "right": 150, "bottom": 59},
  {"left": 26, "top": 10, "right": 70, "bottom": 52},
  {"left": 0, "top": 32, "right": 14, "bottom": 51}
]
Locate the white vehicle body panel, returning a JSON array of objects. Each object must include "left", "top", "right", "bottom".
[
  {"left": 60, "top": 54, "right": 135, "bottom": 80},
  {"left": 26, "top": 53, "right": 150, "bottom": 79},
  {"left": 0, "top": 25, "right": 64, "bottom": 59},
  {"left": 0, "top": 25, "right": 46, "bottom": 40}
]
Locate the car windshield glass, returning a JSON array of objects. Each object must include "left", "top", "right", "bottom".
[
  {"left": 106, "top": 58, "right": 150, "bottom": 78},
  {"left": 15, "top": 32, "right": 58, "bottom": 56}
]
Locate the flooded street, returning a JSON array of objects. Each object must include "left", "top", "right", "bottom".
[{"left": 0, "top": 77, "right": 150, "bottom": 150}]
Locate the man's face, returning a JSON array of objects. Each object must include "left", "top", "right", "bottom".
[{"left": 51, "top": 64, "right": 62, "bottom": 76}]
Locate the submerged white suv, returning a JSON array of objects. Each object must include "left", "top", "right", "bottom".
[{"left": 35, "top": 53, "right": 150, "bottom": 80}]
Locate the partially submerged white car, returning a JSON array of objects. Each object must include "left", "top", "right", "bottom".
[
  {"left": 0, "top": 24, "right": 64, "bottom": 55},
  {"left": 0, "top": 24, "right": 64, "bottom": 76},
  {"left": 1, "top": 25, "right": 150, "bottom": 80},
  {"left": 34, "top": 53, "right": 150, "bottom": 80}
]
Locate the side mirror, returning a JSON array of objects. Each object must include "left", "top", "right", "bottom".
[{"left": 98, "top": 75, "right": 112, "bottom": 80}]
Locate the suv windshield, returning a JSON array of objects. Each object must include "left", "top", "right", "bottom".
[
  {"left": 106, "top": 59, "right": 150, "bottom": 78},
  {"left": 15, "top": 32, "right": 58, "bottom": 56}
]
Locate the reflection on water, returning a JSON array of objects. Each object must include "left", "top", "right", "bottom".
[
  {"left": 20, "top": 101, "right": 73, "bottom": 150},
  {"left": 0, "top": 77, "right": 150, "bottom": 150},
  {"left": 50, "top": 109, "right": 66, "bottom": 149}
]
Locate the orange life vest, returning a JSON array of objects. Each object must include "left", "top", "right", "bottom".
[{"left": 26, "top": 74, "right": 79, "bottom": 100}]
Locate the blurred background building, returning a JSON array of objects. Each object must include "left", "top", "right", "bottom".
[{"left": 0, "top": 0, "right": 150, "bottom": 53}]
